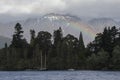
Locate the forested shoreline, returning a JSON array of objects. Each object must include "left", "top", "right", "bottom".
[{"left": 0, "top": 23, "right": 120, "bottom": 71}]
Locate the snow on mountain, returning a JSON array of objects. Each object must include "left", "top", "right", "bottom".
[
  {"left": 0, "top": 14, "right": 120, "bottom": 45},
  {"left": 20, "top": 13, "right": 95, "bottom": 44}
]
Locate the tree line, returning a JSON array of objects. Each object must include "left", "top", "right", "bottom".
[{"left": 0, "top": 23, "right": 120, "bottom": 70}]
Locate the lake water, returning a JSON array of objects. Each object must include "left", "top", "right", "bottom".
[{"left": 0, "top": 71, "right": 120, "bottom": 80}]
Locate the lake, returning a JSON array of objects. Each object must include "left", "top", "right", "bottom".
[{"left": 0, "top": 71, "right": 120, "bottom": 80}]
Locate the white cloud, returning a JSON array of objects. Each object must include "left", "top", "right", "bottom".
[
  {"left": 30, "top": 0, "right": 66, "bottom": 14},
  {"left": 0, "top": 0, "right": 120, "bottom": 20},
  {"left": 0, "top": 0, "right": 66, "bottom": 14}
]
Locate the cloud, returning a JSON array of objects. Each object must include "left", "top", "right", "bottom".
[
  {"left": 63, "top": 0, "right": 120, "bottom": 18},
  {"left": 0, "top": 0, "right": 66, "bottom": 14},
  {"left": 0, "top": 0, "right": 120, "bottom": 21},
  {"left": 30, "top": 0, "right": 66, "bottom": 14}
]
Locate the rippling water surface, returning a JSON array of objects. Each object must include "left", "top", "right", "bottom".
[{"left": 0, "top": 71, "right": 120, "bottom": 80}]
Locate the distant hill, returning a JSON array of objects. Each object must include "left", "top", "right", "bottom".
[{"left": 0, "top": 36, "right": 11, "bottom": 48}]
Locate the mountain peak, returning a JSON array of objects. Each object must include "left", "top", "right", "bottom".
[
  {"left": 43, "top": 13, "right": 81, "bottom": 21},
  {"left": 43, "top": 13, "right": 65, "bottom": 21}
]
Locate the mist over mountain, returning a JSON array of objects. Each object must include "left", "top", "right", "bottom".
[
  {"left": 0, "top": 13, "right": 120, "bottom": 46},
  {"left": 88, "top": 18, "right": 120, "bottom": 32}
]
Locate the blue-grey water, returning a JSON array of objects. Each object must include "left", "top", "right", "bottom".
[{"left": 0, "top": 71, "right": 120, "bottom": 80}]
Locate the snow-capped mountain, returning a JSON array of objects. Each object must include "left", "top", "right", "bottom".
[
  {"left": 23, "top": 13, "right": 96, "bottom": 44},
  {"left": 0, "top": 13, "right": 120, "bottom": 45}
]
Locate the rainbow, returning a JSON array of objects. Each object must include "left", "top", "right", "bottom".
[{"left": 65, "top": 20, "right": 97, "bottom": 39}]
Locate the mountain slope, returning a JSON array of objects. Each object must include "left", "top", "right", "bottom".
[
  {"left": 0, "top": 13, "right": 96, "bottom": 45},
  {"left": 26, "top": 13, "right": 97, "bottom": 44},
  {"left": 0, "top": 14, "right": 120, "bottom": 45},
  {"left": 88, "top": 18, "right": 120, "bottom": 32},
  {"left": 0, "top": 36, "right": 11, "bottom": 48}
]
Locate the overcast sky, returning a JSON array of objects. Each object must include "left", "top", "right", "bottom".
[{"left": 0, "top": 0, "right": 120, "bottom": 22}]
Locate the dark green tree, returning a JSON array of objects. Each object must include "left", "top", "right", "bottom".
[
  {"left": 87, "top": 49, "right": 109, "bottom": 70},
  {"left": 36, "top": 31, "right": 52, "bottom": 69},
  {"left": 30, "top": 29, "right": 36, "bottom": 46},
  {"left": 11, "top": 23, "right": 28, "bottom": 48},
  {"left": 111, "top": 46, "right": 120, "bottom": 70},
  {"left": 79, "top": 32, "right": 85, "bottom": 49},
  {"left": 53, "top": 27, "right": 63, "bottom": 46},
  {"left": 64, "top": 34, "right": 78, "bottom": 69},
  {"left": 77, "top": 32, "right": 86, "bottom": 69}
]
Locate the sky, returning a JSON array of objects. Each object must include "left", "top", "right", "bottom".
[{"left": 0, "top": 0, "right": 120, "bottom": 22}]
